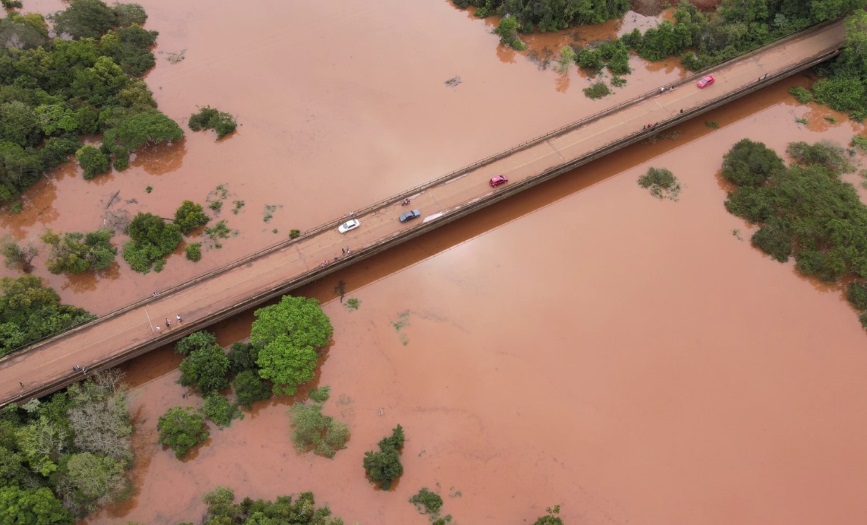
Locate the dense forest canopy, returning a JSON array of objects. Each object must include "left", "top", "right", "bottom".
[{"left": 0, "top": 0, "right": 180, "bottom": 205}]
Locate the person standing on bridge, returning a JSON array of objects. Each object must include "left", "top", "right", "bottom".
[
  {"left": 177, "top": 314, "right": 183, "bottom": 323},
  {"left": 155, "top": 325, "right": 161, "bottom": 334},
  {"left": 165, "top": 318, "right": 171, "bottom": 329}
]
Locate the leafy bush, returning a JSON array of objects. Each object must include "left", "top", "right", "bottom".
[
  {"left": 721, "top": 139, "right": 785, "bottom": 187},
  {"left": 534, "top": 505, "right": 564, "bottom": 525},
  {"left": 174, "top": 200, "right": 210, "bottom": 234},
  {"left": 201, "top": 394, "right": 241, "bottom": 428},
  {"left": 0, "top": 275, "right": 95, "bottom": 356},
  {"left": 75, "top": 145, "right": 110, "bottom": 179},
  {"left": 583, "top": 81, "right": 611, "bottom": 99},
  {"left": 52, "top": 0, "right": 118, "bottom": 39},
  {"left": 41, "top": 228, "right": 116, "bottom": 274},
  {"left": 289, "top": 229, "right": 301, "bottom": 239},
  {"left": 185, "top": 242, "right": 201, "bottom": 262},
  {"left": 196, "top": 487, "right": 343, "bottom": 525},
  {"left": 157, "top": 406, "right": 209, "bottom": 459},
  {"left": 179, "top": 344, "right": 230, "bottom": 395},
  {"left": 122, "top": 212, "right": 182, "bottom": 273},
  {"left": 289, "top": 401, "right": 350, "bottom": 458},
  {"left": 188, "top": 106, "right": 237, "bottom": 139},
  {"left": 851, "top": 134, "right": 867, "bottom": 152},
  {"left": 495, "top": 16, "right": 525, "bottom": 50},
  {"left": 638, "top": 167, "right": 680, "bottom": 200},
  {"left": 847, "top": 282, "right": 867, "bottom": 311},
  {"left": 309, "top": 386, "right": 330, "bottom": 403},
  {"left": 751, "top": 219, "right": 793, "bottom": 262},
  {"left": 786, "top": 141, "right": 853, "bottom": 173},
  {"left": 232, "top": 370, "right": 271, "bottom": 409},
  {"left": 227, "top": 341, "right": 259, "bottom": 375},
  {"left": 410, "top": 487, "right": 443, "bottom": 516},
  {"left": 175, "top": 330, "right": 218, "bottom": 356},
  {"left": 363, "top": 425, "right": 404, "bottom": 490},
  {"left": 1, "top": 236, "right": 37, "bottom": 272}
]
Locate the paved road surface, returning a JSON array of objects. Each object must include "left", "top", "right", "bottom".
[{"left": 0, "top": 21, "right": 845, "bottom": 407}]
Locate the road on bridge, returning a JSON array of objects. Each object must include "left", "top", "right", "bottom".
[{"left": 0, "top": 21, "right": 845, "bottom": 407}]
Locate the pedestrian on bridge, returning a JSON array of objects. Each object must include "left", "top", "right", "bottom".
[
  {"left": 155, "top": 325, "right": 161, "bottom": 334},
  {"left": 177, "top": 314, "right": 183, "bottom": 323},
  {"left": 165, "top": 318, "right": 171, "bottom": 329}
]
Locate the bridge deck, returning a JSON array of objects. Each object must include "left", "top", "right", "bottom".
[{"left": 0, "top": 21, "right": 845, "bottom": 407}]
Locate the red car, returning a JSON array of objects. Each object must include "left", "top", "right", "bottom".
[
  {"left": 697, "top": 75, "right": 714, "bottom": 88},
  {"left": 489, "top": 175, "right": 508, "bottom": 187}
]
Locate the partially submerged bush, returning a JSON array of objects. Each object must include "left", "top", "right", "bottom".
[{"left": 188, "top": 106, "right": 237, "bottom": 139}]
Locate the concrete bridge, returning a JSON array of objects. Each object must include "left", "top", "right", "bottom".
[{"left": 0, "top": 20, "right": 846, "bottom": 407}]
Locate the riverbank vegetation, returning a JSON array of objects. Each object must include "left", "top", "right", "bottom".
[
  {"left": 0, "top": 0, "right": 182, "bottom": 206},
  {"left": 183, "top": 486, "right": 346, "bottom": 525},
  {"left": 410, "top": 487, "right": 452, "bottom": 524},
  {"left": 0, "top": 275, "right": 95, "bottom": 356},
  {"left": 0, "top": 370, "right": 134, "bottom": 521},
  {"left": 721, "top": 138, "right": 867, "bottom": 328},
  {"left": 363, "top": 424, "right": 405, "bottom": 490},
  {"left": 454, "top": 0, "right": 629, "bottom": 32}
]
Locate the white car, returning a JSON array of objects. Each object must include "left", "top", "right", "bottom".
[{"left": 338, "top": 219, "right": 360, "bottom": 233}]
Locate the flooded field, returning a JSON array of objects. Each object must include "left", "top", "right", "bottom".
[{"left": 3, "top": 1, "right": 866, "bottom": 525}]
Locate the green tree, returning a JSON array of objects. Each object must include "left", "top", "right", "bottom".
[
  {"left": 0, "top": 485, "right": 72, "bottom": 525},
  {"left": 179, "top": 345, "right": 230, "bottom": 395},
  {"left": 74, "top": 145, "right": 109, "bottom": 180},
  {"left": 227, "top": 341, "right": 259, "bottom": 375},
  {"left": 201, "top": 395, "right": 241, "bottom": 429},
  {"left": 184, "top": 243, "right": 202, "bottom": 262},
  {"left": 41, "top": 229, "right": 116, "bottom": 274},
  {"left": 721, "top": 138, "right": 785, "bottom": 187},
  {"left": 0, "top": 275, "right": 94, "bottom": 356},
  {"left": 15, "top": 416, "right": 70, "bottom": 476},
  {"left": 122, "top": 212, "right": 182, "bottom": 273},
  {"left": 174, "top": 200, "right": 209, "bottom": 234},
  {"left": 157, "top": 406, "right": 209, "bottom": 459},
  {"left": 231, "top": 370, "right": 271, "bottom": 409},
  {"left": 251, "top": 296, "right": 332, "bottom": 396},
  {"left": 54, "top": 452, "right": 128, "bottom": 516},
  {"left": 175, "top": 330, "right": 218, "bottom": 356},
  {"left": 101, "top": 110, "right": 183, "bottom": 169},
  {"left": 0, "top": 237, "right": 37, "bottom": 272},
  {"left": 251, "top": 296, "right": 333, "bottom": 350},
  {"left": 363, "top": 425, "right": 404, "bottom": 490},
  {"left": 495, "top": 15, "right": 526, "bottom": 50},
  {"left": 847, "top": 281, "right": 867, "bottom": 310},
  {"left": 52, "top": 0, "right": 118, "bottom": 39}
]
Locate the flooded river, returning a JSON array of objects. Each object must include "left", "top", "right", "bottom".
[{"left": 4, "top": 1, "right": 867, "bottom": 524}]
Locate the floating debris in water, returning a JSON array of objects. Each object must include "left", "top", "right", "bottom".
[{"left": 444, "top": 76, "right": 462, "bottom": 88}]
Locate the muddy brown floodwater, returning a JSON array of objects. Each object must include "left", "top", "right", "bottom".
[{"left": 5, "top": 2, "right": 867, "bottom": 525}]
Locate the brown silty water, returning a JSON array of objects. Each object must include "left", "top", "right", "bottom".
[
  {"left": 1, "top": 0, "right": 684, "bottom": 315},
  {"left": 5, "top": 2, "right": 867, "bottom": 524},
  {"left": 85, "top": 77, "right": 867, "bottom": 524}
]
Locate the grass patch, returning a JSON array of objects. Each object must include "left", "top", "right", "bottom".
[
  {"left": 263, "top": 204, "right": 281, "bottom": 223},
  {"left": 410, "top": 488, "right": 450, "bottom": 523},
  {"left": 796, "top": 117, "right": 808, "bottom": 125},
  {"left": 289, "top": 401, "right": 350, "bottom": 458},
  {"left": 145, "top": 186, "right": 153, "bottom": 193},
  {"left": 289, "top": 229, "right": 301, "bottom": 239},
  {"left": 204, "top": 220, "right": 236, "bottom": 249},
  {"left": 638, "top": 167, "right": 681, "bottom": 201},
  {"left": 232, "top": 200, "right": 245, "bottom": 214},
  {"left": 789, "top": 86, "right": 813, "bottom": 104},
  {"left": 309, "top": 386, "right": 330, "bottom": 403},
  {"left": 346, "top": 298, "right": 360, "bottom": 310},
  {"left": 824, "top": 115, "right": 837, "bottom": 123},
  {"left": 851, "top": 135, "right": 867, "bottom": 152},
  {"left": 705, "top": 120, "right": 719, "bottom": 129}
]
